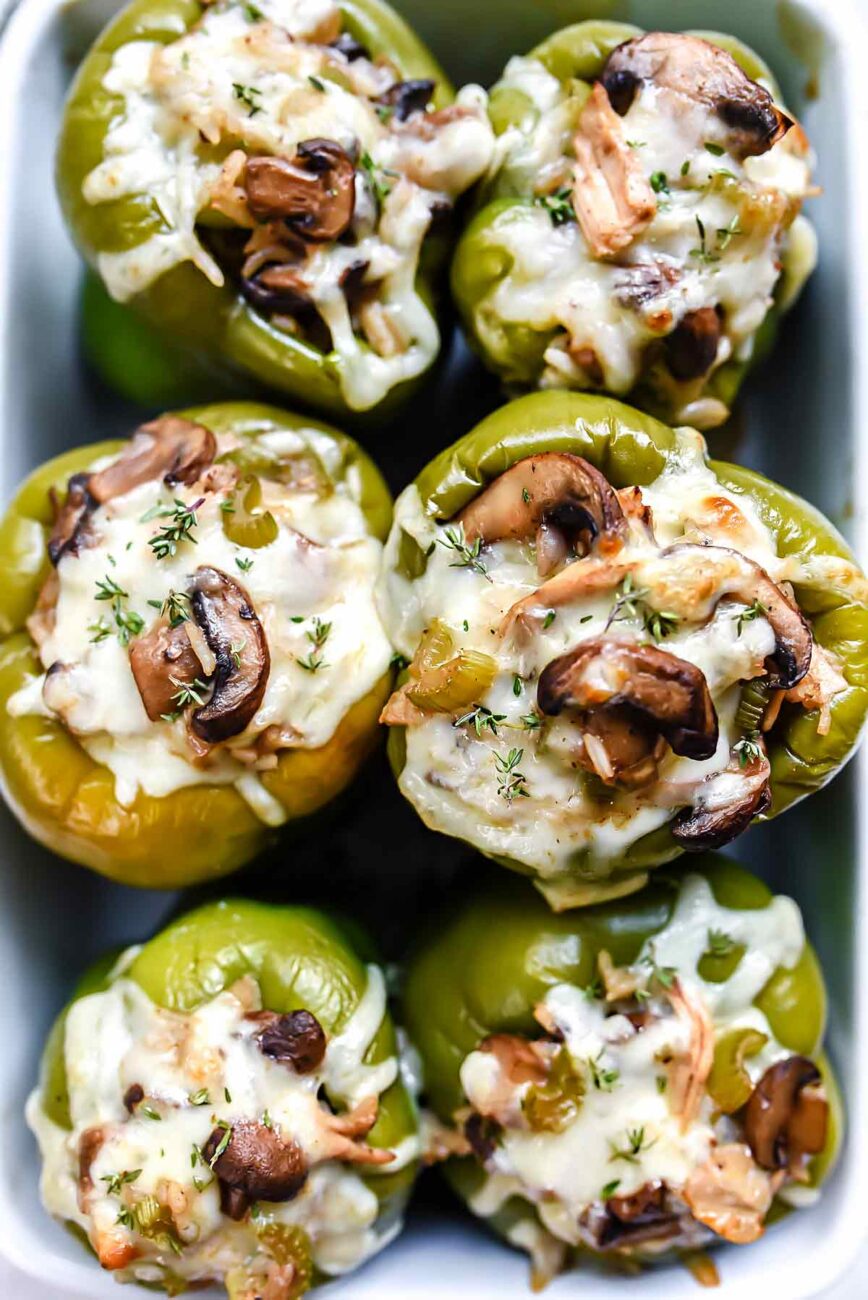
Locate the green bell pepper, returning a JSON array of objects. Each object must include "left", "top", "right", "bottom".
[
  {"left": 403, "top": 857, "right": 840, "bottom": 1269},
  {"left": 383, "top": 391, "right": 868, "bottom": 907},
  {"left": 451, "top": 20, "right": 812, "bottom": 425},
  {"left": 36, "top": 898, "right": 418, "bottom": 1291},
  {"left": 57, "top": 0, "right": 455, "bottom": 420},
  {"left": 0, "top": 401, "right": 393, "bottom": 888}
]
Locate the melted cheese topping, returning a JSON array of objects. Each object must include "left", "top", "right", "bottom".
[
  {"left": 28, "top": 959, "right": 416, "bottom": 1289},
  {"left": 378, "top": 430, "right": 827, "bottom": 893},
  {"left": 479, "top": 55, "right": 815, "bottom": 427},
  {"left": 81, "top": 0, "right": 495, "bottom": 410},
  {"left": 459, "top": 874, "right": 808, "bottom": 1252},
  {"left": 8, "top": 427, "right": 392, "bottom": 823}
]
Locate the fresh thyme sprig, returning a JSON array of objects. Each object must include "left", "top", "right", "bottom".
[
  {"left": 534, "top": 188, "right": 576, "bottom": 227},
  {"left": 438, "top": 524, "right": 490, "bottom": 579},
  {"left": 453, "top": 704, "right": 507, "bottom": 737},
  {"left": 734, "top": 733, "right": 763, "bottom": 767},
  {"left": 494, "top": 748, "right": 530, "bottom": 802},
  {"left": 146, "top": 590, "right": 191, "bottom": 627},
  {"left": 146, "top": 498, "right": 203, "bottom": 560},
  {"left": 609, "top": 1126, "right": 655, "bottom": 1164},
  {"left": 233, "top": 82, "right": 262, "bottom": 115},
  {"left": 101, "top": 1169, "right": 141, "bottom": 1197},
  {"left": 704, "top": 928, "right": 737, "bottom": 959},
  {"left": 94, "top": 575, "right": 144, "bottom": 646},
  {"left": 607, "top": 575, "right": 679, "bottom": 642},
  {"left": 170, "top": 675, "right": 210, "bottom": 709},
  {"left": 360, "top": 151, "right": 399, "bottom": 204},
  {"left": 734, "top": 599, "right": 766, "bottom": 636},
  {"left": 587, "top": 1051, "right": 620, "bottom": 1092},
  {"left": 296, "top": 616, "right": 331, "bottom": 673}
]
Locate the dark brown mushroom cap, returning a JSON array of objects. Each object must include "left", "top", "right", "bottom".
[
  {"left": 744, "top": 1057, "right": 828, "bottom": 1173},
  {"left": 129, "top": 620, "right": 204, "bottom": 722},
  {"left": 245, "top": 140, "right": 356, "bottom": 242},
  {"left": 589, "top": 1180, "right": 683, "bottom": 1251},
  {"left": 203, "top": 1121, "right": 308, "bottom": 1218},
  {"left": 330, "top": 32, "right": 368, "bottom": 62},
  {"left": 89, "top": 417, "right": 217, "bottom": 501},
  {"left": 456, "top": 453, "right": 627, "bottom": 575},
  {"left": 463, "top": 1112, "right": 501, "bottom": 1163},
  {"left": 673, "top": 743, "right": 771, "bottom": 850},
  {"left": 538, "top": 638, "right": 719, "bottom": 760},
  {"left": 47, "top": 418, "right": 216, "bottom": 566},
  {"left": 241, "top": 262, "right": 314, "bottom": 317},
  {"left": 665, "top": 306, "right": 722, "bottom": 381},
  {"left": 48, "top": 473, "right": 94, "bottom": 566},
  {"left": 189, "top": 566, "right": 270, "bottom": 743},
  {"left": 254, "top": 1010, "right": 327, "bottom": 1074},
  {"left": 600, "top": 32, "right": 792, "bottom": 159},
  {"left": 376, "top": 79, "right": 435, "bottom": 121},
  {"left": 663, "top": 544, "right": 812, "bottom": 690}
]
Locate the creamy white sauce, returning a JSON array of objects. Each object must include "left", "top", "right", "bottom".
[
  {"left": 8, "top": 428, "right": 392, "bottom": 820},
  {"left": 459, "top": 873, "right": 807, "bottom": 1248},
  {"left": 27, "top": 960, "right": 413, "bottom": 1289},
  {"left": 378, "top": 430, "right": 807, "bottom": 886},
  {"left": 82, "top": 0, "right": 495, "bottom": 409},
  {"left": 479, "top": 55, "right": 815, "bottom": 423}
]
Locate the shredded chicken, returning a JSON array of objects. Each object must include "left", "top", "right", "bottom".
[
  {"left": 209, "top": 149, "right": 255, "bottom": 227},
  {"left": 665, "top": 981, "right": 715, "bottom": 1131},
  {"left": 780, "top": 642, "right": 847, "bottom": 735},
  {"left": 419, "top": 1109, "right": 472, "bottom": 1165},
  {"left": 597, "top": 949, "right": 643, "bottom": 1001},
  {"left": 683, "top": 1144, "right": 776, "bottom": 1245},
  {"left": 316, "top": 1095, "right": 395, "bottom": 1166},
  {"left": 572, "top": 83, "right": 657, "bottom": 259}
]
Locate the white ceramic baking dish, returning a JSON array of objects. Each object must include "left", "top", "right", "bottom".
[{"left": 0, "top": 0, "right": 866, "bottom": 1295}]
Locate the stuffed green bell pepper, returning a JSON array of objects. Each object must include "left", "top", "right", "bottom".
[
  {"left": 377, "top": 391, "right": 868, "bottom": 909},
  {"left": 0, "top": 401, "right": 394, "bottom": 887},
  {"left": 452, "top": 22, "right": 817, "bottom": 430},
  {"left": 404, "top": 860, "right": 839, "bottom": 1286},
  {"left": 28, "top": 898, "right": 419, "bottom": 1296},
  {"left": 57, "top": 0, "right": 496, "bottom": 418}
]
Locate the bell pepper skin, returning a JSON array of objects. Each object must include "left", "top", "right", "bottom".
[
  {"left": 385, "top": 391, "right": 868, "bottom": 901},
  {"left": 39, "top": 899, "right": 418, "bottom": 1264},
  {"left": 452, "top": 21, "right": 808, "bottom": 420},
  {"left": 0, "top": 402, "right": 393, "bottom": 888},
  {"left": 57, "top": 0, "right": 454, "bottom": 421},
  {"left": 403, "top": 858, "right": 839, "bottom": 1239}
]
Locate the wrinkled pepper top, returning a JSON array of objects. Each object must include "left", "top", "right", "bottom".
[
  {"left": 404, "top": 860, "right": 838, "bottom": 1284},
  {"left": 57, "top": 0, "right": 496, "bottom": 416},
  {"left": 451, "top": 21, "right": 816, "bottom": 428},
  {"left": 30, "top": 897, "right": 419, "bottom": 1295},
  {"left": 0, "top": 402, "right": 393, "bottom": 887},
  {"left": 377, "top": 391, "right": 868, "bottom": 908}
]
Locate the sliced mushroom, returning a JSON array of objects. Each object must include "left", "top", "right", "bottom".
[
  {"left": 463, "top": 1112, "right": 501, "bottom": 1163},
  {"left": 89, "top": 417, "right": 216, "bottom": 501},
  {"left": 673, "top": 740, "right": 771, "bottom": 849},
  {"left": 47, "top": 419, "right": 216, "bottom": 566},
  {"left": 245, "top": 140, "right": 356, "bottom": 242},
  {"left": 538, "top": 638, "right": 719, "bottom": 762},
  {"left": 572, "top": 82, "right": 657, "bottom": 259},
  {"left": 744, "top": 1057, "right": 828, "bottom": 1175},
  {"left": 376, "top": 78, "right": 435, "bottom": 121},
  {"left": 665, "top": 306, "right": 722, "bottom": 381},
  {"left": 130, "top": 620, "right": 205, "bottom": 722},
  {"left": 330, "top": 32, "right": 369, "bottom": 62},
  {"left": 188, "top": 567, "right": 270, "bottom": 743},
  {"left": 48, "top": 473, "right": 94, "bottom": 566},
  {"left": 253, "top": 1009, "right": 327, "bottom": 1074},
  {"left": 241, "top": 262, "right": 314, "bottom": 317},
  {"left": 585, "top": 1180, "right": 683, "bottom": 1251},
  {"left": 577, "top": 709, "right": 666, "bottom": 789},
  {"left": 456, "top": 453, "right": 627, "bottom": 577},
  {"left": 662, "top": 544, "right": 812, "bottom": 690},
  {"left": 601, "top": 33, "right": 793, "bottom": 159},
  {"left": 203, "top": 1121, "right": 307, "bottom": 1220},
  {"left": 682, "top": 1143, "right": 774, "bottom": 1244}
]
